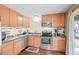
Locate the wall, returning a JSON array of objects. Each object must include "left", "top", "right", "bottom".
[
  {"left": 29, "top": 15, "right": 42, "bottom": 33},
  {"left": 65, "top": 4, "right": 79, "bottom": 55}
]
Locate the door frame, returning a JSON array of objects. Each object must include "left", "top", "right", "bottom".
[{"left": 68, "top": 8, "right": 79, "bottom": 55}]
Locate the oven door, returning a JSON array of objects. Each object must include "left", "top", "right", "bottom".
[{"left": 41, "top": 37, "right": 51, "bottom": 44}]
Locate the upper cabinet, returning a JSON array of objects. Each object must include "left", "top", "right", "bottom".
[
  {"left": 23, "top": 16, "right": 29, "bottom": 28},
  {"left": 10, "top": 9, "right": 19, "bottom": 27},
  {"left": 0, "top": 5, "right": 29, "bottom": 28},
  {"left": 60, "top": 13, "right": 65, "bottom": 27},
  {"left": 0, "top": 5, "right": 10, "bottom": 27},
  {"left": 42, "top": 15, "right": 47, "bottom": 21},
  {"left": 52, "top": 13, "right": 65, "bottom": 28},
  {"left": 42, "top": 13, "right": 65, "bottom": 28},
  {"left": 42, "top": 15, "right": 52, "bottom": 22}
]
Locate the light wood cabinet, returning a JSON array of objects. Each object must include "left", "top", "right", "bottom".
[
  {"left": 42, "top": 15, "right": 47, "bottom": 21},
  {"left": 46, "top": 15, "right": 52, "bottom": 22},
  {"left": 33, "top": 35, "right": 41, "bottom": 48},
  {"left": 60, "top": 14, "right": 65, "bottom": 27},
  {"left": 57, "top": 39, "right": 66, "bottom": 52},
  {"left": 28, "top": 35, "right": 40, "bottom": 48},
  {"left": 14, "top": 38, "right": 22, "bottom": 55},
  {"left": 0, "top": 5, "right": 10, "bottom": 27},
  {"left": 52, "top": 14, "right": 61, "bottom": 27},
  {"left": 10, "top": 9, "right": 19, "bottom": 27},
  {"left": 2, "top": 38, "right": 22, "bottom": 55},
  {"left": 51, "top": 37, "right": 66, "bottom": 52},
  {"left": 42, "top": 13, "right": 65, "bottom": 28},
  {"left": 42, "top": 15, "right": 52, "bottom": 22},
  {"left": 2, "top": 41, "right": 14, "bottom": 55},
  {"left": 23, "top": 16, "right": 29, "bottom": 27},
  {"left": 28, "top": 35, "right": 34, "bottom": 47},
  {"left": 52, "top": 13, "right": 65, "bottom": 27}
]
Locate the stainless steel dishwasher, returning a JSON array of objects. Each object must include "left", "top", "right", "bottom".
[{"left": 22, "top": 36, "right": 28, "bottom": 50}]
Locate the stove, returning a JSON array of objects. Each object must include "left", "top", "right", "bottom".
[{"left": 41, "top": 31, "right": 52, "bottom": 50}]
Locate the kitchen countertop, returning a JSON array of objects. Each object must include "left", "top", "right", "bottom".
[
  {"left": 2, "top": 33, "right": 42, "bottom": 44},
  {"left": 53, "top": 36, "right": 65, "bottom": 38},
  {"left": 28, "top": 33, "right": 42, "bottom": 35},
  {"left": 2, "top": 33, "right": 66, "bottom": 44},
  {"left": 2, "top": 34, "right": 28, "bottom": 44}
]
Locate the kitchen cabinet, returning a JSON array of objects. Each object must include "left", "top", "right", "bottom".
[
  {"left": 0, "top": 5, "right": 10, "bottom": 27},
  {"left": 51, "top": 37, "right": 66, "bottom": 52},
  {"left": 2, "top": 38, "right": 22, "bottom": 55},
  {"left": 52, "top": 14, "right": 61, "bottom": 27},
  {"left": 33, "top": 35, "right": 41, "bottom": 48},
  {"left": 28, "top": 35, "right": 34, "bottom": 47},
  {"left": 52, "top": 13, "right": 65, "bottom": 28},
  {"left": 42, "top": 13, "right": 65, "bottom": 28},
  {"left": 28, "top": 35, "right": 41, "bottom": 48},
  {"left": 42, "top": 15, "right": 47, "bottom": 22},
  {"left": 46, "top": 15, "right": 52, "bottom": 22},
  {"left": 14, "top": 38, "right": 22, "bottom": 55},
  {"left": 60, "top": 14, "right": 65, "bottom": 27},
  {"left": 42, "top": 15, "right": 52, "bottom": 22},
  {"left": 10, "top": 9, "right": 19, "bottom": 27},
  {"left": 2, "top": 41, "right": 14, "bottom": 55},
  {"left": 0, "top": 46, "right": 2, "bottom": 54},
  {"left": 23, "top": 16, "right": 29, "bottom": 28}
]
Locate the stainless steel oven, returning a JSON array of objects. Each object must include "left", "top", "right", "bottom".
[
  {"left": 41, "top": 37, "right": 51, "bottom": 50},
  {"left": 41, "top": 31, "right": 52, "bottom": 50},
  {"left": 41, "top": 37, "right": 51, "bottom": 44}
]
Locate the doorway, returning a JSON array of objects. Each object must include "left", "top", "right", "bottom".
[{"left": 68, "top": 8, "right": 79, "bottom": 55}]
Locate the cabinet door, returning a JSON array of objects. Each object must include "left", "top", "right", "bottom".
[
  {"left": 42, "top": 15, "right": 52, "bottom": 22},
  {"left": 14, "top": 39, "right": 22, "bottom": 55},
  {"left": 42, "top": 15, "right": 47, "bottom": 22},
  {"left": 57, "top": 39, "right": 66, "bottom": 52},
  {"left": 10, "top": 9, "right": 18, "bottom": 27},
  {"left": 52, "top": 13, "right": 65, "bottom": 27},
  {"left": 52, "top": 37, "right": 66, "bottom": 52},
  {"left": 0, "top": 5, "right": 10, "bottom": 27},
  {"left": 28, "top": 35, "right": 34, "bottom": 47},
  {"left": 2, "top": 41, "right": 13, "bottom": 55},
  {"left": 52, "top": 14, "right": 61, "bottom": 27},
  {"left": 33, "top": 35, "right": 40, "bottom": 48},
  {"left": 51, "top": 37, "right": 58, "bottom": 50},
  {"left": 46, "top": 15, "right": 52, "bottom": 22},
  {"left": 23, "top": 16, "right": 29, "bottom": 27},
  {"left": 60, "top": 14, "right": 65, "bottom": 27}
]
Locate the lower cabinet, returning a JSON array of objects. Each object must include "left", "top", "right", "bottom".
[
  {"left": 51, "top": 37, "right": 66, "bottom": 52},
  {"left": 14, "top": 38, "right": 22, "bottom": 55},
  {"left": 33, "top": 35, "right": 41, "bottom": 48},
  {"left": 2, "top": 38, "right": 22, "bottom": 55},
  {"left": 2, "top": 41, "right": 14, "bottom": 55},
  {"left": 28, "top": 35, "right": 41, "bottom": 48},
  {"left": 28, "top": 35, "right": 34, "bottom": 47}
]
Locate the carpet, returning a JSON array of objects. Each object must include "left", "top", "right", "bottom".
[{"left": 26, "top": 47, "right": 39, "bottom": 53}]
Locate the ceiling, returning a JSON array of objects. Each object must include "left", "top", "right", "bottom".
[{"left": 5, "top": 4, "right": 72, "bottom": 16}]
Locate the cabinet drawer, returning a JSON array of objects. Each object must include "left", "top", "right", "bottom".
[
  {"left": 2, "top": 41, "right": 14, "bottom": 55},
  {"left": 51, "top": 37, "right": 66, "bottom": 52},
  {"left": 14, "top": 39, "right": 22, "bottom": 55}
]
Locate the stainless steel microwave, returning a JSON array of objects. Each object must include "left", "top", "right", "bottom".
[{"left": 41, "top": 21, "right": 52, "bottom": 27}]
